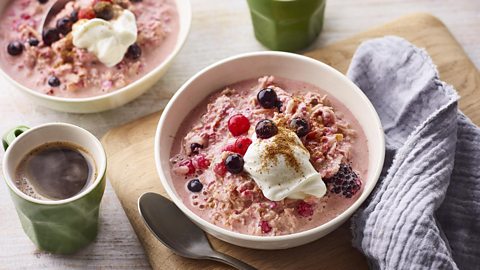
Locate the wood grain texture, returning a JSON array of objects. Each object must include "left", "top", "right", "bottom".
[{"left": 102, "top": 13, "right": 480, "bottom": 270}]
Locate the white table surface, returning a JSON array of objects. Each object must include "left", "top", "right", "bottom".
[{"left": 0, "top": 0, "right": 478, "bottom": 269}]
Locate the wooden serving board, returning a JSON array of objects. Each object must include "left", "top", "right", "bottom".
[{"left": 102, "top": 13, "right": 480, "bottom": 270}]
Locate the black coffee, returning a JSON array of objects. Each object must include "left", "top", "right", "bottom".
[{"left": 15, "top": 142, "right": 96, "bottom": 201}]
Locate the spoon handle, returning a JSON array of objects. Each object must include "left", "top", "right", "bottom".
[{"left": 207, "top": 252, "right": 257, "bottom": 270}]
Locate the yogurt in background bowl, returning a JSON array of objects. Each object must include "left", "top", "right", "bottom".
[
  {"left": 0, "top": 0, "right": 191, "bottom": 113},
  {"left": 155, "top": 52, "right": 385, "bottom": 249}
]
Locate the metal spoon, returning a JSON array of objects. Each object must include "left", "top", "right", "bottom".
[
  {"left": 138, "top": 192, "right": 257, "bottom": 270},
  {"left": 40, "top": 0, "right": 73, "bottom": 33}
]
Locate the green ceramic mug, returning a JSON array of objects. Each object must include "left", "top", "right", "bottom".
[
  {"left": 247, "top": 0, "right": 326, "bottom": 52},
  {"left": 2, "top": 123, "right": 107, "bottom": 254}
]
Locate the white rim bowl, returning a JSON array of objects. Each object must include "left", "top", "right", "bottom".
[
  {"left": 0, "top": 0, "right": 192, "bottom": 113},
  {"left": 155, "top": 51, "right": 385, "bottom": 250}
]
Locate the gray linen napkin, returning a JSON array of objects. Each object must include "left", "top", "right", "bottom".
[{"left": 347, "top": 36, "right": 480, "bottom": 270}]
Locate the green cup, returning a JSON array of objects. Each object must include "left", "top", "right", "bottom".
[
  {"left": 247, "top": 0, "right": 326, "bottom": 52},
  {"left": 2, "top": 123, "right": 107, "bottom": 254}
]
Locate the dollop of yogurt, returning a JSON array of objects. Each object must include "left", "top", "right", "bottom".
[
  {"left": 244, "top": 127, "right": 327, "bottom": 201},
  {"left": 72, "top": 10, "right": 137, "bottom": 67}
]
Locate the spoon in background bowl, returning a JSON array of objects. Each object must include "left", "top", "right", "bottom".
[{"left": 138, "top": 192, "right": 257, "bottom": 270}]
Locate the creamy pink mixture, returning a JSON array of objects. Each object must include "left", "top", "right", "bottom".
[
  {"left": 170, "top": 76, "right": 369, "bottom": 236},
  {"left": 0, "top": 0, "right": 179, "bottom": 98}
]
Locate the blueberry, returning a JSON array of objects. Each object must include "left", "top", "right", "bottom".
[
  {"left": 7, "top": 41, "right": 24, "bottom": 56},
  {"left": 187, "top": 179, "right": 203, "bottom": 192},
  {"left": 125, "top": 43, "right": 142, "bottom": 60},
  {"left": 70, "top": 10, "right": 79, "bottom": 23},
  {"left": 42, "top": 28, "right": 60, "bottom": 46},
  {"left": 38, "top": 0, "right": 48, "bottom": 4},
  {"left": 28, "top": 38, "right": 39, "bottom": 47},
  {"left": 48, "top": 76, "right": 61, "bottom": 87},
  {"left": 255, "top": 119, "right": 278, "bottom": 139},
  {"left": 190, "top": 143, "right": 203, "bottom": 155},
  {"left": 56, "top": 17, "right": 73, "bottom": 35},
  {"left": 224, "top": 154, "right": 244, "bottom": 174},
  {"left": 290, "top": 117, "right": 310, "bottom": 137},
  {"left": 257, "top": 88, "right": 278, "bottom": 109}
]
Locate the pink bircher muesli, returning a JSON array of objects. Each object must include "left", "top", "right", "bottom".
[
  {"left": 170, "top": 76, "right": 369, "bottom": 236},
  {"left": 0, "top": 0, "right": 179, "bottom": 98}
]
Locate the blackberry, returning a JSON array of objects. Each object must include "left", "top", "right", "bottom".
[{"left": 324, "top": 164, "right": 361, "bottom": 198}]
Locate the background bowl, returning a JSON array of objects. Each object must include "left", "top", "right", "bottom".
[
  {"left": 0, "top": 0, "right": 191, "bottom": 114},
  {"left": 155, "top": 51, "right": 385, "bottom": 250}
]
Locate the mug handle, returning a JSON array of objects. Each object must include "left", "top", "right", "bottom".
[{"left": 2, "top": 126, "right": 30, "bottom": 151}]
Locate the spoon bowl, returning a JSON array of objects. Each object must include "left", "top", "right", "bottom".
[{"left": 138, "top": 192, "right": 257, "bottom": 270}]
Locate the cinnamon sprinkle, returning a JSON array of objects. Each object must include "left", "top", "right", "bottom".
[{"left": 260, "top": 127, "right": 307, "bottom": 173}]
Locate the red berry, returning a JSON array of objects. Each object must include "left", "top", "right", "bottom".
[
  {"left": 260, "top": 221, "right": 272, "bottom": 233},
  {"left": 78, "top": 7, "right": 96, "bottom": 20},
  {"left": 228, "top": 114, "right": 250, "bottom": 136},
  {"left": 296, "top": 201, "right": 314, "bottom": 217},
  {"left": 213, "top": 162, "right": 227, "bottom": 177},
  {"left": 235, "top": 137, "right": 252, "bottom": 155},
  {"left": 20, "top": 13, "right": 31, "bottom": 20},
  {"left": 222, "top": 143, "right": 238, "bottom": 153},
  {"left": 305, "top": 131, "right": 318, "bottom": 140},
  {"left": 179, "top": 160, "right": 195, "bottom": 175},
  {"left": 193, "top": 154, "right": 210, "bottom": 170}
]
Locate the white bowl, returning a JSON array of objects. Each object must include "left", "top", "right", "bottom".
[
  {"left": 0, "top": 0, "right": 191, "bottom": 113},
  {"left": 155, "top": 52, "right": 385, "bottom": 250}
]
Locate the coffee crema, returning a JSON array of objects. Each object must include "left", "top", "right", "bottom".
[{"left": 15, "top": 142, "right": 97, "bottom": 201}]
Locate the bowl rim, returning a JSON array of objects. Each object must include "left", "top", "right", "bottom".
[
  {"left": 0, "top": 0, "right": 192, "bottom": 103},
  {"left": 155, "top": 51, "right": 385, "bottom": 242}
]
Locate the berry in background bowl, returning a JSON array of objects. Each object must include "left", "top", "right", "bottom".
[
  {"left": 155, "top": 52, "right": 385, "bottom": 249},
  {"left": 0, "top": 0, "right": 191, "bottom": 113}
]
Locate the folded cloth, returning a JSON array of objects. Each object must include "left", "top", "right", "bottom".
[{"left": 347, "top": 36, "right": 480, "bottom": 270}]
